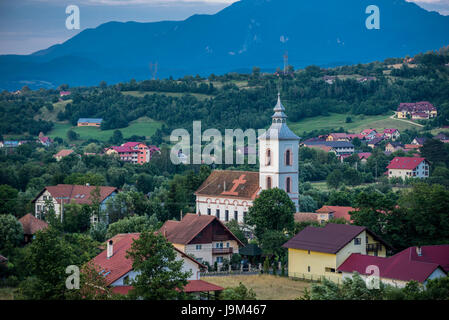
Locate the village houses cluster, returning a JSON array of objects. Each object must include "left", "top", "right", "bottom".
[{"left": 17, "top": 94, "right": 448, "bottom": 298}]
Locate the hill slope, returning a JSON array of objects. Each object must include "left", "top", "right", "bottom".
[{"left": 1, "top": 0, "right": 449, "bottom": 90}]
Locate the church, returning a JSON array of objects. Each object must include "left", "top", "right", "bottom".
[{"left": 195, "top": 94, "right": 300, "bottom": 223}]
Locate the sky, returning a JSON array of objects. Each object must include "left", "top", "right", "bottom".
[{"left": 0, "top": 0, "right": 448, "bottom": 55}]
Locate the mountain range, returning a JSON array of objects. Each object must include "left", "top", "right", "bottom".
[{"left": 1, "top": 0, "right": 449, "bottom": 90}]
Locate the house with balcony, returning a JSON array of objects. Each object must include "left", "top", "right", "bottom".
[
  {"left": 387, "top": 157, "right": 430, "bottom": 179},
  {"left": 302, "top": 141, "right": 354, "bottom": 156},
  {"left": 159, "top": 213, "right": 244, "bottom": 265},
  {"left": 283, "top": 223, "right": 390, "bottom": 282},
  {"left": 104, "top": 142, "right": 160, "bottom": 165}
]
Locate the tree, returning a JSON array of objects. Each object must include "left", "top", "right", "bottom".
[
  {"left": 109, "top": 130, "right": 123, "bottom": 145},
  {"left": 298, "top": 194, "right": 318, "bottom": 212},
  {"left": 245, "top": 188, "right": 295, "bottom": 240},
  {"left": 18, "top": 227, "right": 77, "bottom": 299},
  {"left": 0, "top": 184, "right": 19, "bottom": 215},
  {"left": 67, "top": 261, "right": 113, "bottom": 300},
  {"left": 62, "top": 203, "right": 91, "bottom": 233},
  {"left": 106, "top": 214, "right": 159, "bottom": 239},
  {"left": 220, "top": 283, "right": 257, "bottom": 300},
  {"left": 67, "top": 129, "right": 79, "bottom": 141},
  {"left": 0, "top": 214, "right": 23, "bottom": 254},
  {"left": 259, "top": 230, "right": 288, "bottom": 257},
  {"left": 125, "top": 231, "right": 191, "bottom": 300},
  {"left": 326, "top": 169, "right": 344, "bottom": 189},
  {"left": 225, "top": 219, "right": 248, "bottom": 245}
]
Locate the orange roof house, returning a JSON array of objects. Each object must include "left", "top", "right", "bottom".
[
  {"left": 89, "top": 233, "right": 223, "bottom": 299},
  {"left": 316, "top": 205, "right": 356, "bottom": 223},
  {"left": 18, "top": 213, "right": 48, "bottom": 243},
  {"left": 160, "top": 213, "right": 244, "bottom": 265}
]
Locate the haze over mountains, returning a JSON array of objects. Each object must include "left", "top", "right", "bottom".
[{"left": 1, "top": 0, "right": 449, "bottom": 90}]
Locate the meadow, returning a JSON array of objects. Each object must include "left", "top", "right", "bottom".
[
  {"left": 47, "top": 117, "right": 162, "bottom": 142},
  {"left": 203, "top": 274, "right": 311, "bottom": 300}
]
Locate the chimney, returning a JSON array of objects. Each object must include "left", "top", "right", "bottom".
[
  {"left": 86, "top": 183, "right": 90, "bottom": 186},
  {"left": 180, "top": 209, "right": 183, "bottom": 221},
  {"left": 416, "top": 246, "right": 422, "bottom": 256},
  {"left": 107, "top": 240, "right": 113, "bottom": 259}
]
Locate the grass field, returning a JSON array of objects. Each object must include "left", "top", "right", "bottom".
[
  {"left": 0, "top": 287, "right": 17, "bottom": 300},
  {"left": 203, "top": 275, "right": 311, "bottom": 300},
  {"left": 289, "top": 113, "right": 420, "bottom": 135},
  {"left": 47, "top": 117, "right": 162, "bottom": 142},
  {"left": 122, "top": 90, "right": 213, "bottom": 101}
]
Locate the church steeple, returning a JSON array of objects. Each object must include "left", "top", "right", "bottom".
[{"left": 272, "top": 92, "right": 287, "bottom": 123}]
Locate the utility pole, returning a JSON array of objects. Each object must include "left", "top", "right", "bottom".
[
  {"left": 56, "top": 197, "right": 69, "bottom": 223},
  {"left": 283, "top": 51, "right": 289, "bottom": 74}
]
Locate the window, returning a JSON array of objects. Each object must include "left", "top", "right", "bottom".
[
  {"left": 226, "top": 242, "right": 230, "bottom": 248},
  {"left": 285, "top": 149, "right": 292, "bottom": 166},
  {"left": 216, "top": 242, "right": 223, "bottom": 248},
  {"left": 216, "top": 209, "right": 220, "bottom": 219},
  {"left": 266, "top": 149, "right": 271, "bottom": 166},
  {"left": 196, "top": 245, "right": 202, "bottom": 250},
  {"left": 37, "top": 205, "right": 42, "bottom": 212},
  {"left": 286, "top": 177, "right": 291, "bottom": 193},
  {"left": 266, "top": 176, "right": 272, "bottom": 189},
  {"left": 325, "top": 267, "right": 336, "bottom": 273},
  {"left": 207, "top": 208, "right": 211, "bottom": 215},
  {"left": 354, "top": 238, "right": 361, "bottom": 245},
  {"left": 234, "top": 211, "right": 238, "bottom": 221},
  {"left": 225, "top": 210, "right": 229, "bottom": 222},
  {"left": 216, "top": 257, "right": 223, "bottom": 263},
  {"left": 308, "top": 266, "right": 311, "bottom": 272},
  {"left": 308, "top": 250, "right": 310, "bottom": 255},
  {"left": 123, "top": 275, "right": 130, "bottom": 285},
  {"left": 243, "top": 212, "right": 247, "bottom": 220}
]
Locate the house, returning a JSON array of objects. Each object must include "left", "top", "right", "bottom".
[
  {"left": 357, "top": 152, "right": 372, "bottom": 163},
  {"left": 38, "top": 136, "right": 53, "bottom": 147},
  {"left": 357, "top": 76, "right": 377, "bottom": 83},
  {"left": 59, "top": 91, "right": 71, "bottom": 97},
  {"left": 315, "top": 206, "right": 356, "bottom": 223},
  {"left": 294, "top": 212, "right": 318, "bottom": 223},
  {"left": 53, "top": 149, "right": 75, "bottom": 161},
  {"left": 338, "top": 245, "right": 449, "bottom": 288},
  {"left": 367, "top": 137, "right": 384, "bottom": 149},
  {"left": 387, "top": 157, "right": 430, "bottom": 179},
  {"left": 326, "top": 133, "right": 351, "bottom": 142},
  {"left": 302, "top": 141, "right": 354, "bottom": 156},
  {"left": 77, "top": 118, "right": 103, "bottom": 127},
  {"left": 434, "top": 133, "right": 449, "bottom": 143},
  {"left": 195, "top": 94, "right": 301, "bottom": 219},
  {"left": 105, "top": 142, "right": 160, "bottom": 165},
  {"left": 383, "top": 128, "right": 400, "bottom": 141},
  {"left": 323, "top": 76, "right": 336, "bottom": 84},
  {"left": 18, "top": 213, "right": 48, "bottom": 243},
  {"left": 90, "top": 233, "right": 224, "bottom": 299},
  {"left": 283, "top": 224, "right": 390, "bottom": 282},
  {"left": 1, "top": 141, "right": 19, "bottom": 148},
  {"left": 360, "top": 129, "right": 378, "bottom": 140},
  {"left": 159, "top": 213, "right": 244, "bottom": 265},
  {"left": 385, "top": 142, "right": 404, "bottom": 153},
  {"left": 411, "top": 137, "right": 428, "bottom": 146},
  {"left": 32, "top": 184, "right": 118, "bottom": 224},
  {"left": 397, "top": 102, "right": 437, "bottom": 119}
]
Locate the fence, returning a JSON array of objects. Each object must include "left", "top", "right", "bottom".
[
  {"left": 200, "top": 263, "right": 288, "bottom": 277},
  {"left": 288, "top": 272, "right": 343, "bottom": 284}
]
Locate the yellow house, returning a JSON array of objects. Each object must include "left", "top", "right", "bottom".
[{"left": 283, "top": 223, "right": 390, "bottom": 283}]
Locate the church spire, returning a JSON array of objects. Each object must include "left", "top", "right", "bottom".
[{"left": 272, "top": 92, "right": 287, "bottom": 123}]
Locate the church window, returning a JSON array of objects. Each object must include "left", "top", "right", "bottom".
[
  {"left": 266, "top": 149, "right": 271, "bottom": 166},
  {"left": 286, "top": 177, "right": 291, "bottom": 193},
  {"left": 285, "top": 149, "right": 292, "bottom": 166},
  {"left": 266, "top": 176, "right": 272, "bottom": 189}
]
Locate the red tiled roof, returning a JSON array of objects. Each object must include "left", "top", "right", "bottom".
[
  {"left": 338, "top": 245, "right": 449, "bottom": 283},
  {"left": 358, "top": 152, "right": 372, "bottom": 160},
  {"left": 54, "top": 149, "right": 74, "bottom": 158},
  {"left": 0, "top": 254, "right": 7, "bottom": 264},
  {"left": 111, "top": 280, "right": 224, "bottom": 295},
  {"left": 32, "top": 184, "right": 118, "bottom": 205},
  {"left": 384, "top": 128, "right": 399, "bottom": 134},
  {"left": 183, "top": 280, "right": 224, "bottom": 293},
  {"left": 159, "top": 214, "right": 244, "bottom": 246},
  {"left": 387, "top": 157, "right": 426, "bottom": 170},
  {"left": 19, "top": 213, "right": 48, "bottom": 235},
  {"left": 294, "top": 212, "right": 318, "bottom": 223},
  {"left": 90, "top": 233, "right": 206, "bottom": 286},
  {"left": 316, "top": 206, "right": 356, "bottom": 222},
  {"left": 195, "top": 170, "right": 260, "bottom": 200}
]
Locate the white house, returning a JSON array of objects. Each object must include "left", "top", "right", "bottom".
[{"left": 386, "top": 157, "right": 430, "bottom": 179}]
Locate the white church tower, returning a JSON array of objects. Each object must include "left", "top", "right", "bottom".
[{"left": 259, "top": 93, "right": 300, "bottom": 211}]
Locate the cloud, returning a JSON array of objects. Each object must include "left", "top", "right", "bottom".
[{"left": 407, "top": 0, "right": 449, "bottom": 15}]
